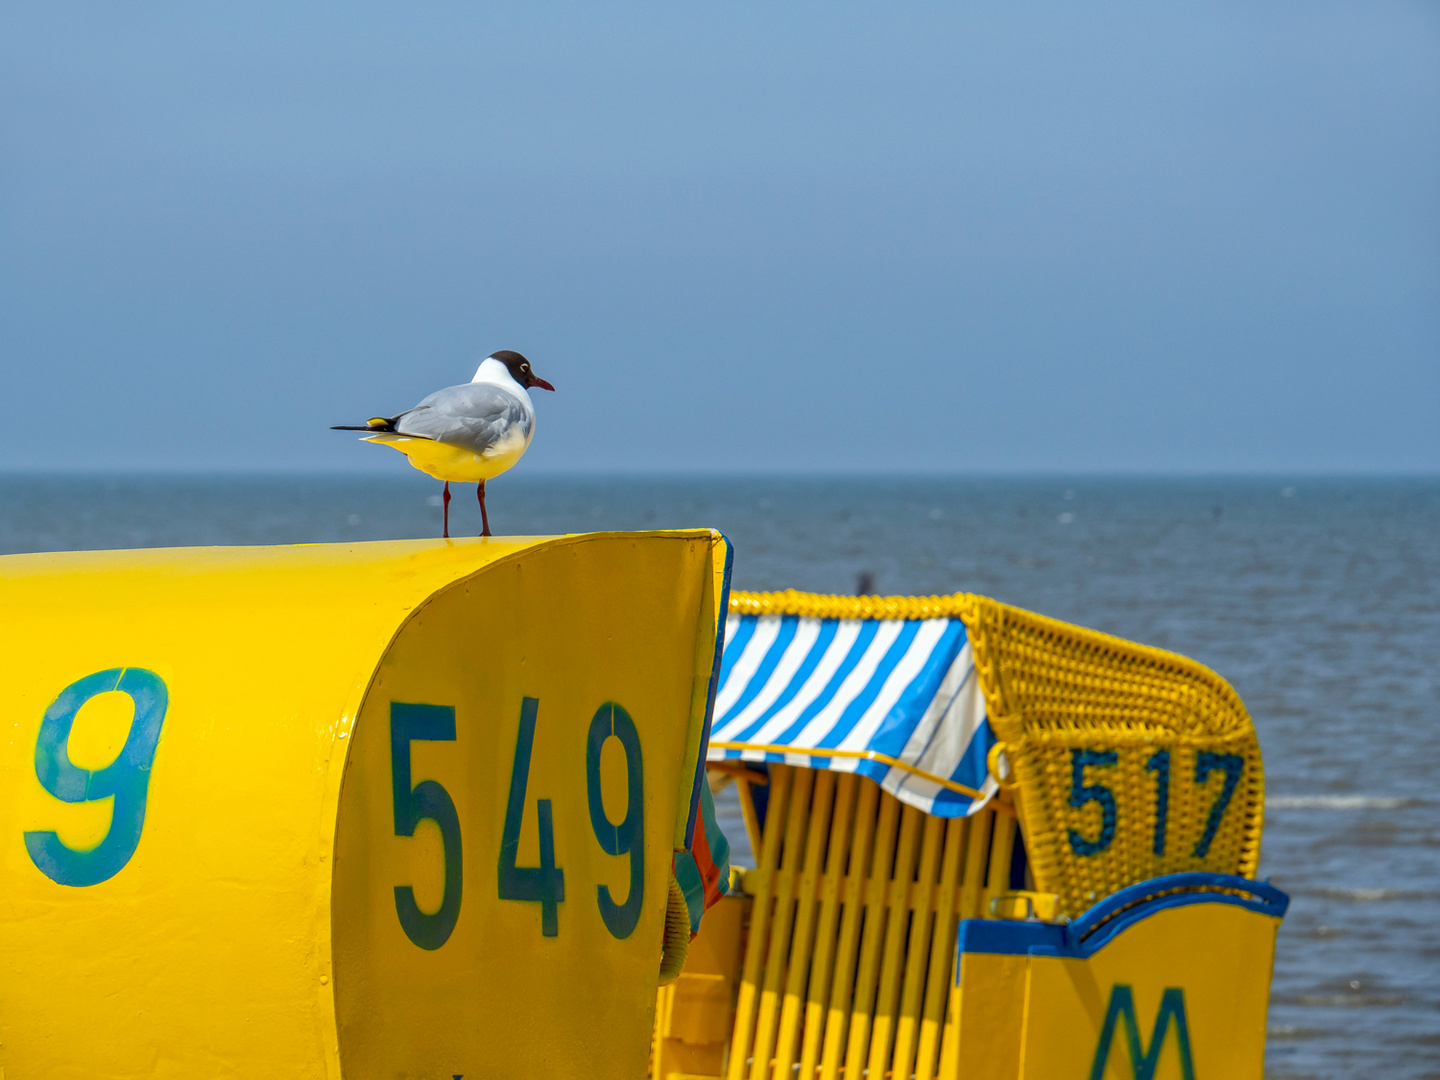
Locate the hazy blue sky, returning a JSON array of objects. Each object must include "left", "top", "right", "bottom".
[{"left": 2, "top": 2, "right": 1436, "bottom": 474}]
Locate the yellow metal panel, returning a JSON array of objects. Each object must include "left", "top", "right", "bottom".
[
  {"left": 332, "top": 534, "right": 720, "bottom": 1078},
  {"left": 653, "top": 892, "right": 750, "bottom": 1080},
  {"left": 0, "top": 539, "right": 526, "bottom": 1079},
  {"left": 1018, "top": 904, "right": 1278, "bottom": 1080},
  {"left": 664, "top": 899, "right": 748, "bottom": 1045},
  {"left": 0, "top": 532, "right": 725, "bottom": 1079},
  {"left": 947, "top": 952, "right": 1028, "bottom": 1080}
]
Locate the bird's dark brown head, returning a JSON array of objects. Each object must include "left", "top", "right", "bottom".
[{"left": 490, "top": 350, "right": 555, "bottom": 392}]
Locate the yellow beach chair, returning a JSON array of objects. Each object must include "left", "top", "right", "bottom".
[
  {"left": 0, "top": 532, "right": 732, "bottom": 1080},
  {"left": 0, "top": 536, "right": 1285, "bottom": 1080},
  {"left": 653, "top": 590, "right": 1285, "bottom": 1080}
]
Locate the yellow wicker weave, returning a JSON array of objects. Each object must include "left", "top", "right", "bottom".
[
  {"left": 726, "top": 590, "right": 1265, "bottom": 921},
  {"left": 728, "top": 590, "right": 971, "bottom": 621},
  {"left": 961, "top": 595, "right": 1264, "bottom": 919}
]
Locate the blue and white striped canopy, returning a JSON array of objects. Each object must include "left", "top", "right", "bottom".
[{"left": 706, "top": 612, "right": 998, "bottom": 817}]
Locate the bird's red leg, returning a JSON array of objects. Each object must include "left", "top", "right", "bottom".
[
  {"left": 442, "top": 481, "right": 451, "bottom": 538},
  {"left": 477, "top": 481, "right": 491, "bottom": 537}
]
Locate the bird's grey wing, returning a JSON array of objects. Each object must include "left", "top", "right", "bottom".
[{"left": 395, "top": 383, "right": 531, "bottom": 455}]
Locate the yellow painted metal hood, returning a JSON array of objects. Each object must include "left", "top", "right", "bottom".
[{"left": 0, "top": 531, "right": 730, "bottom": 1079}]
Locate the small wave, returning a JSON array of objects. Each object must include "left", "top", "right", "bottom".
[
  {"left": 1267, "top": 1025, "right": 1321, "bottom": 1040},
  {"left": 1309, "top": 887, "right": 1440, "bottom": 902},
  {"left": 1290, "top": 993, "right": 1409, "bottom": 1008},
  {"left": 1268, "top": 795, "right": 1419, "bottom": 810}
]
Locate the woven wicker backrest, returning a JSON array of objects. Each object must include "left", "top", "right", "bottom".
[
  {"left": 726, "top": 764, "right": 1017, "bottom": 1080},
  {"left": 963, "top": 595, "right": 1264, "bottom": 919}
]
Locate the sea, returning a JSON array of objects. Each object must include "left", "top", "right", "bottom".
[{"left": 2, "top": 473, "right": 1436, "bottom": 1079}]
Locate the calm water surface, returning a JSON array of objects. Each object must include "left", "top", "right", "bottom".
[{"left": 2, "top": 473, "right": 1437, "bottom": 1079}]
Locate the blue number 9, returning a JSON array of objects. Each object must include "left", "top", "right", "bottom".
[
  {"left": 586, "top": 703, "right": 644, "bottom": 939},
  {"left": 25, "top": 668, "right": 168, "bottom": 887}
]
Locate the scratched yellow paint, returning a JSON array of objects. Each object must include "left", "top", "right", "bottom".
[{"left": 0, "top": 532, "right": 728, "bottom": 1079}]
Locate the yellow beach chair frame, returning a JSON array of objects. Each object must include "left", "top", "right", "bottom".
[{"left": 653, "top": 589, "right": 1275, "bottom": 1080}]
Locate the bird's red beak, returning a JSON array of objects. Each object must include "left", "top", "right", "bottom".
[{"left": 528, "top": 376, "right": 555, "bottom": 392}]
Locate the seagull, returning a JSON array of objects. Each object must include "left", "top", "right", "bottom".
[{"left": 332, "top": 350, "right": 555, "bottom": 537}]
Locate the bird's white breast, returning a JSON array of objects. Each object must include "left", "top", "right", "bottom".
[{"left": 465, "top": 358, "right": 536, "bottom": 472}]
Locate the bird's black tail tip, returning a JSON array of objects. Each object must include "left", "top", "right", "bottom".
[{"left": 331, "top": 416, "right": 400, "bottom": 433}]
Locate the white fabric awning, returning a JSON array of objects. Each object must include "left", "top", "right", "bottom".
[{"left": 706, "top": 612, "right": 998, "bottom": 817}]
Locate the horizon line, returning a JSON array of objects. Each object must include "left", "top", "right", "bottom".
[{"left": 2, "top": 466, "right": 1438, "bottom": 481}]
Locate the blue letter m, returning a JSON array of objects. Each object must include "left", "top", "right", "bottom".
[{"left": 1088, "top": 985, "right": 1195, "bottom": 1080}]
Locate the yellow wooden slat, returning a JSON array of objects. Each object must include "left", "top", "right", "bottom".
[
  {"left": 735, "top": 776, "right": 765, "bottom": 865},
  {"left": 736, "top": 870, "right": 994, "bottom": 924},
  {"left": 771, "top": 770, "right": 836, "bottom": 1079},
  {"left": 840, "top": 793, "right": 902, "bottom": 1080},
  {"left": 981, "top": 811, "right": 1017, "bottom": 919},
  {"left": 727, "top": 764, "right": 794, "bottom": 1080},
  {"left": 957, "top": 808, "right": 992, "bottom": 920},
  {"left": 817, "top": 780, "right": 880, "bottom": 1080},
  {"left": 796, "top": 773, "right": 859, "bottom": 1080},
  {"left": 652, "top": 982, "right": 671, "bottom": 1079},
  {"left": 748, "top": 766, "right": 815, "bottom": 1080},
  {"left": 890, "top": 813, "right": 946, "bottom": 1080},
  {"left": 720, "top": 768, "right": 1023, "bottom": 1080},
  {"left": 741, "top": 870, "right": 975, "bottom": 916},
  {"left": 913, "top": 817, "right": 966, "bottom": 1080},
  {"left": 865, "top": 805, "right": 924, "bottom": 1080}
]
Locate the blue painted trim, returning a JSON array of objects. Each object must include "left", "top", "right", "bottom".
[
  {"left": 1065, "top": 872, "right": 1288, "bottom": 957},
  {"left": 956, "top": 916, "right": 1068, "bottom": 957},
  {"left": 954, "top": 872, "right": 1289, "bottom": 979},
  {"left": 685, "top": 534, "right": 733, "bottom": 852}
]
